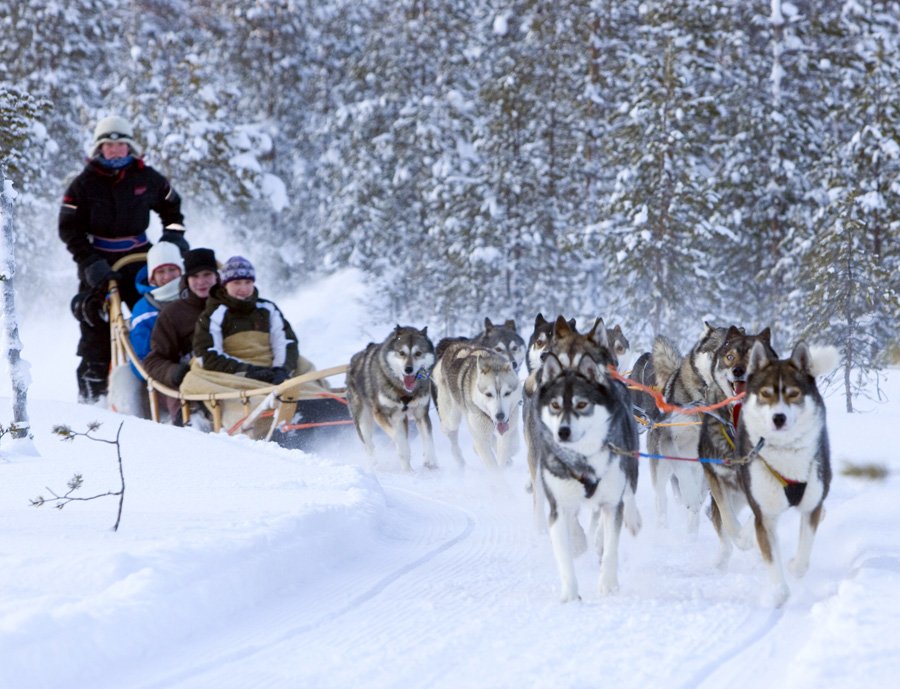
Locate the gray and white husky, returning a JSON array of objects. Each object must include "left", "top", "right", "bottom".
[
  {"left": 736, "top": 340, "right": 834, "bottom": 607},
  {"left": 472, "top": 317, "right": 526, "bottom": 371},
  {"left": 432, "top": 339, "right": 522, "bottom": 470},
  {"left": 645, "top": 323, "right": 729, "bottom": 532},
  {"left": 523, "top": 316, "right": 621, "bottom": 534},
  {"left": 536, "top": 352, "right": 640, "bottom": 601},
  {"left": 346, "top": 325, "right": 436, "bottom": 472}
]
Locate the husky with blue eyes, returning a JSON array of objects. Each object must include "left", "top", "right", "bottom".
[{"left": 735, "top": 340, "right": 836, "bottom": 607}]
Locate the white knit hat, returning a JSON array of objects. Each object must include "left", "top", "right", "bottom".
[
  {"left": 91, "top": 115, "right": 141, "bottom": 157},
  {"left": 147, "top": 242, "right": 184, "bottom": 283}
]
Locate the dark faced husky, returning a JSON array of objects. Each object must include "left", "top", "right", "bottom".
[
  {"left": 536, "top": 352, "right": 640, "bottom": 601},
  {"left": 523, "top": 316, "right": 625, "bottom": 534},
  {"left": 699, "top": 326, "right": 778, "bottom": 565},
  {"left": 346, "top": 325, "right": 436, "bottom": 472},
  {"left": 645, "top": 323, "right": 730, "bottom": 532},
  {"left": 466, "top": 317, "right": 525, "bottom": 370},
  {"left": 432, "top": 340, "right": 522, "bottom": 470},
  {"left": 736, "top": 341, "right": 832, "bottom": 606}
]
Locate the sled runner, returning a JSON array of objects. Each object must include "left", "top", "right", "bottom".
[{"left": 103, "top": 253, "right": 354, "bottom": 447}]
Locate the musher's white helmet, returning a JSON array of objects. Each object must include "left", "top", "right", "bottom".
[{"left": 91, "top": 115, "right": 140, "bottom": 157}]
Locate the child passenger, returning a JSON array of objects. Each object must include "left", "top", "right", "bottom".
[{"left": 179, "top": 256, "right": 322, "bottom": 435}]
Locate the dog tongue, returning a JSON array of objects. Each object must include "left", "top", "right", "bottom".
[
  {"left": 496, "top": 421, "right": 509, "bottom": 435},
  {"left": 734, "top": 381, "right": 746, "bottom": 396},
  {"left": 403, "top": 374, "right": 417, "bottom": 391}
]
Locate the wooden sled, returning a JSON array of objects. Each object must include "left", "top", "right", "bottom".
[{"left": 105, "top": 253, "right": 354, "bottom": 447}]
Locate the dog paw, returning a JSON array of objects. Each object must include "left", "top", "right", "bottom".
[
  {"left": 768, "top": 583, "right": 790, "bottom": 608},
  {"left": 559, "top": 588, "right": 581, "bottom": 604},
  {"left": 624, "top": 505, "right": 642, "bottom": 537},
  {"left": 788, "top": 556, "right": 809, "bottom": 579},
  {"left": 598, "top": 576, "right": 619, "bottom": 596}
]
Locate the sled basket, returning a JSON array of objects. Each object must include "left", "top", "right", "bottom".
[{"left": 105, "top": 253, "right": 353, "bottom": 445}]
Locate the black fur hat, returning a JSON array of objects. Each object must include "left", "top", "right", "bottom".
[{"left": 183, "top": 248, "right": 218, "bottom": 277}]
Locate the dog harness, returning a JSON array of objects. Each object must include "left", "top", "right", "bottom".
[{"left": 759, "top": 456, "right": 807, "bottom": 506}]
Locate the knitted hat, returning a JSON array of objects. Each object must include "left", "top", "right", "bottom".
[
  {"left": 91, "top": 115, "right": 141, "bottom": 157},
  {"left": 184, "top": 248, "right": 219, "bottom": 277},
  {"left": 220, "top": 255, "right": 255, "bottom": 285},
  {"left": 147, "top": 242, "right": 184, "bottom": 284}
]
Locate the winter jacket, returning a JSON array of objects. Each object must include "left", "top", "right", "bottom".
[
  {"left": 59, "top": 157, "right": 184, "bottom": 272},
  {"left": 142, "top": 280, "right": 209, "bottom": 389},
  {"left": 193, "top": 285, "right": 299, "bottom": 376},
  {"left": 129, "top": 266, "right": 182, "bottom": 377}
]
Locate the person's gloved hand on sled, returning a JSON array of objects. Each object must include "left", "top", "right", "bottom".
[
  {"left": 244, "top": 365, "right": 292, "bottom": 386},
  {"left": 82, "top": 258, "right": 122, "bottom": 289}
]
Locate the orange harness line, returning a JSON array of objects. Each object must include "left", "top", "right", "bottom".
[
  {"left": 227, "top": 391, "right": 351, "bottom": 436},
  {"left": 606, "top": 365, "right": 745, "bottom": 415}
]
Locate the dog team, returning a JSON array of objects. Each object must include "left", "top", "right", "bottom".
[{"left": 345, "top": 316, "right": 837, "bottom": 607}]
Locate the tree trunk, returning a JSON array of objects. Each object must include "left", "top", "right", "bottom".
[{"left": 1, "top": 178, "right": 31, "bottom": 438}]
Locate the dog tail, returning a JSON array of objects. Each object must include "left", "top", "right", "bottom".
[
  {"left": 808, "top": 344, "right": 840, "bottom": 378},
  {"left": 651, "top": 335, "right": 681, "bottom": 385}
]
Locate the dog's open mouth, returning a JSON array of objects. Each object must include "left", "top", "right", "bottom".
[
  {"left": 496, "top": 421, "right": 509, "bottom": 435},
  {"left": 403, "top": 374, "right": 417, "bottom": 391},
  {"left": 732, "top": 380, "right": 746, "bottom": 397}
]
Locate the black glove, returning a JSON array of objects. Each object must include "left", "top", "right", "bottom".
[
  {"left": 83, "top": 259, "right": 121, "bottom": 289},
  {"left": 70, "top": 290, "right": 108, "bottom": 328},
  {"left": 160, "top": 229, "right": 190, "bottom": 253},
  {"left": 270, "top": 367, "right": 291, "bottom": 385},
  {"left": 244, "top": 365, "right": 276, "bottom": 383},
  {"left": 172, "top": 362, "right": 191, "bottom": 386}
]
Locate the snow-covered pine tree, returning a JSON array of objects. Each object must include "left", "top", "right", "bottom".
[{"left": 797, "top": 192, "right": 898, "bottom": 411}]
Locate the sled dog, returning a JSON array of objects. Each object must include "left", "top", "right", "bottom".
[
  {"left": 432, "top": 340, "right": 522, "bottom": 470},
  {"left": 536, "top": 352, "right": 640, "bottom": 601},
  {"left": 698, "top": 326, "right": 778, "bottom": 564},
  {"left": 605, "top": 324, "right": 632, "bottom": 373},
  {"left": 472, "top": 317, "right": 526, "bottom": 370},
  {"left": 346, "top": 325, "right": 436, "bottom": 472},
  {"left": 526, "top": 313, "right": 574, "bottom": 374},
  {"left": 734, "top": 340, "right": 833, "bottom": 606},
  {"left": 524, "top": 316, "right": 618, "bottom": 533},
  {"left": 644, "top": 323, "right": 730, "bottom": 531}
]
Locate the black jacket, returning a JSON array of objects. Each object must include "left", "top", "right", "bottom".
[{"left": 59, "top": 157, "right": 184, "bottom": 268}]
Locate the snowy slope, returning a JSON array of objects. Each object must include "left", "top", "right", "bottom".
[{"left": 2, "top": 271, "right": 900, "bottom": 689}]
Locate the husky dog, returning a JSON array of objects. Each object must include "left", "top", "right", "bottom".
[
  {"left": 699, "top": 326, "right": 778, "bottom": 565},
  {"left": 346, "top": 325, "right": 436, "bottom": 472},
  {"left": 605, "top": 324, "right": 632, "bottom": 372},
  {"left": 472, "top": 317, "right": 526, "bottom": 370},
  {"left": 524, "top": 316, "right": 615, "bottom": 533},
  {"left": 645, "top": 323, "right": 730, "bottom": 531},
  {"left": 526, "top": 313, "right": 574, "bottom": 374},
  {"left": 432, "top": 340, "right": 522, "bottom": 470},
  {"left": 736, "top": 341, "right": 835, "bottom": 606},
  {"left": 536, "top": 352, "right": 640, "bottom": 601}
]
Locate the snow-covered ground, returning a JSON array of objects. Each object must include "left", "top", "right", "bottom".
[{"left": 2, "top": 270, "right": 900, "bottom": 689}]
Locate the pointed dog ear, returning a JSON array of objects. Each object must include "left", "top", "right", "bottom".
[
  {"left": 578, "top": 355, "right": 602, "bottom": 383},
  {"left": 587, "top": 318, "right": 609, "bottom": 350},
  {"left": 790, "top": 341, "right": 812, "bottom": 374},
  {"left": 748, "top": 340, "right": 772, "bottom": 376},
  {"left": 534, "top": 312, "right": 547, "bottom": 328},
  {"left": 419, "top": 326, "right": 428, "bottom": 337},
  {"left": 504, "top": 319, "right": 516, "bottom": 330},
  {"left": 554, "top": 315, "right": 574, "bottom": 338},
  {"left": 483, "top": 317, "right": 494, "bottom": 331},
  {"left": 542, "top": 352, "right": 564, "bottom": 381}
]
